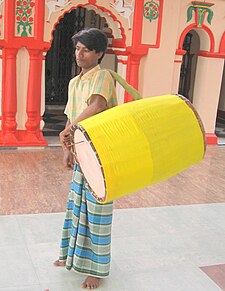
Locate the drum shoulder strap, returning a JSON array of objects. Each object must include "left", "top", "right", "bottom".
[{"left": 107, "top": 69, "right": 142, "bottom": 101}]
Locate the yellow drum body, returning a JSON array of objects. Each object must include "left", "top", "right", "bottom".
[{"left": 74, "top": 94, "right": 205, "bottom": 204}]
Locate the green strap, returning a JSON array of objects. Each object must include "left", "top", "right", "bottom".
[{"left": 108, "top": 69, "right": 142, "bottom": 100}]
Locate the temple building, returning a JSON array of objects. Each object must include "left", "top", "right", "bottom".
[{"left": 0, "top": 0, "right": 225, "bottom": 146}]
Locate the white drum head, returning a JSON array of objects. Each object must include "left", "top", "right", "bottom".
[{"left": 74, "top": 128, "right": 106, "bottom": 200}]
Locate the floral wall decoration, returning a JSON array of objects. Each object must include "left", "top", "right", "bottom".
[
  {"left": 16, "top": 0, "right": 35, "bottom": 37},
  {"left": 187, "top": 1, "right": 214, "bottom": 27},
  {"left": 143, "top": 0, "right": 160, "bottom": 23}
]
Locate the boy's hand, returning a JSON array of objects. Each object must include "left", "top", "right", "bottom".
[{"left": 59, "top": 126, "right": 72, "bottom": 149}]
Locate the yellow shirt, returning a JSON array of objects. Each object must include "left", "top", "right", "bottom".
[{"left": 64, "top": 65, "right": 118, "bottom": 123}]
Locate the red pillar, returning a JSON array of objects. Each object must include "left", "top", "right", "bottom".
[
  {"left": 2, "top": 48, "right": 18, "bottom": 144},
  {"left": 124, "top": 0, "right": 149, "bottom": 102},
  {"left": 0, "top": 0, "right": 48, "bottom": 146},
  {"left": 124, "top": 54, "right": 142, "bottom": 102},
  {"left": 24, "top": 49, "right": 46, "bottom": 144},
  {"left": 132, "top": 0, "right": 144, "bottom": 47}
]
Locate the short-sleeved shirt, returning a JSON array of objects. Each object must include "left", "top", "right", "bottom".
[{"left": 64, "top": 65, "right": 118, "bottom": 123}]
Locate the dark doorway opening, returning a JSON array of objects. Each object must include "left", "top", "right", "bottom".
[
  {"left": 178, "top": 30, "right": 199, "bottom": 103},
  {"left": 43, "top": 8, "right": 86, "bottom": 136},
  {"left": 43, "top": 8, "right": 113, "bottom": 136}
]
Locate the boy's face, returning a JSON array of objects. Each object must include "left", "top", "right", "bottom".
[{"left": 75, "top": 41, "right": 103, "bottom": 73}]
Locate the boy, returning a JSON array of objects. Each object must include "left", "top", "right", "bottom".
[{"left": 54, "top": 28, "right": 117, "bottom": 290}]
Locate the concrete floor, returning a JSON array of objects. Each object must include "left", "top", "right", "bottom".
[{"left": 0, "top": 145, "right": 225, "bottom": 290}]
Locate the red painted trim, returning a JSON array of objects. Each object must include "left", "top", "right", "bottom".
[
  {"left": 195, "top": 8, "right": 210, "bottom": 28},
  {"left": 34, "top": 0, "right": 45, "bottom": 41},
  {"left": 1, "top": 48, "right": 5, "bottom": 131},
  {"left": 153, "top": 0, "right": 164, "bottom": 48},
  {"left": 2, "top": 37, "right": 50, "bottom": 50},
  {"left": 1, "top": 48, "right": 18, "bottom": 143},
  {"left": 125, "top": 53, "right": 143, "bottom": 102},
  {"left": 113, "top": 49, "right": 128, "bottom": 56},
  {"left": 113, "top": 44, "right": 149, "bottom": 56},
  {"left": 206, "top": 133, "right": 217, "bottom": 145},
  {"left": 192, "top": 1, "right": 214, "bottom": 6},
  {"left": 132, "top": 0, "right": 144, "bottom": 48},
  {"left": 123, "top": 44, "right": 149, "bottom": 103},
  {"left": 4, "top": 0, "right": 15, "bottom": 43},
  {"left": 195, "top": 8, "right": 198, "bottom": 24},
  {"left": 197, "top": 51, "right": 225, "bottom": 59},
  {"left": 178, "top": 23, "right": 215, "bottom": 53},
  {"left": 219, "top": 31, "right": 225, "bottom": 54},
  {"left": 202, "top": 24, "right": 215, "bottom": 52},
  {"left": 126, "top": 45, "right": 149, "bottom": 55},
  {"left": 117, "top": 59, "right": 128, "bottom": 65},
  {"left": 156, "top": 0, "right": 164, "bottom": 48},
  {"left": 122, "top": 0, "right": 151, "bottom": 104},
  {"left": 131, "top": 0, "right": 163, "bottom": 48},
  {"left": 178, "top": 24, "right": 196, "bottom": 50},
  {"left": 174, "top": 60, "right": 182, "bottom": 63},
  {"left": 106, "top": 48, "right": 116, "bottom": 55},
  {"left": 176, "top": 49, "right": 187, "bottom": 56},
  {"left": 25, "top": 49, "right": 43, "bottom": 143},
  {"left": 195, "top": 8, "right": 208, "bottom": 26},
  {"left": 125, "top": 55, "right": 131, "bottom": 101},
  {"left": 49, "top": 3, "right": 126, "bottom": 48},
  {"left": 0, "top": 130, "right": 47, "bottom": 146},
  {"left": 112, "top": 38, "right": 126, "bottom": 48},
  {"left": 0, "top": 1, "right": 51, "bottom": 146}
]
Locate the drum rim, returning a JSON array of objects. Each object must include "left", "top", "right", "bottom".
[
  {"left": 177, "top": 94, "right": 206, "bottom": 154},
  {"left": 73, "top": 124, "right": 107, "bottom": 203}
]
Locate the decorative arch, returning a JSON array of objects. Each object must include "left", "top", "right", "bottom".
[
  {"left": 0, "top": 0, "right": 150, "bottom": 146},
  {"left": 176, "top": 23, "right": 221, "bottom": 146},
  {"left": 46, "top": 3, "right": 126, "bottom": 47},
  {"left": 44, "top": 1, "right": 150, "bottom": 104},
  {"left": 176, "top": 24, "right": 215, "bottom": 101},
  {"left": 44, "top": 4, "right": 131, "bottom": 115},
  {"left": 177, "top": 24, "right": 215, "bottom": 53}
]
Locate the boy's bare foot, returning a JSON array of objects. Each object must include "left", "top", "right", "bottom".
[
  {"left": 81, "top": 276, "right": 101, "bottom": 289},
  {"left": 53, "top": 259, "right": 66, "bottom": 267}
]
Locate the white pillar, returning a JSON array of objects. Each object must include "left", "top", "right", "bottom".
[
  {"left": 16, "top": 47, "right": 29, "bottom": 130},
  {"left": 116, "top": 56, "right": 128, "bottom": 105},
  {"left": 193, "top": 56, "right": 224, "bottom": 133}
]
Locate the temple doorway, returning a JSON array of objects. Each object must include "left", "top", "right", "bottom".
[
  {"left": 43, "top": 7, "right": 115, "bottom": 136},
  {"left": 178, "top": 30, "right": 200, "bottom": 102}
]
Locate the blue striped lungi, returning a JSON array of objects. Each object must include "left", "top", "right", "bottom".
[{"left": 58, "top": 164, "right": 113, "bottom": 278}]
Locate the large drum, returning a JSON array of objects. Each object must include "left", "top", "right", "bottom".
[{"left": 73, "top": 94, "right": 205, "bottom": 204}]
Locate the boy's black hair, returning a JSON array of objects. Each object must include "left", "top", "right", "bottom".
[{"left": 72, "top": 28, "right": 108, "bottom": 64}]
